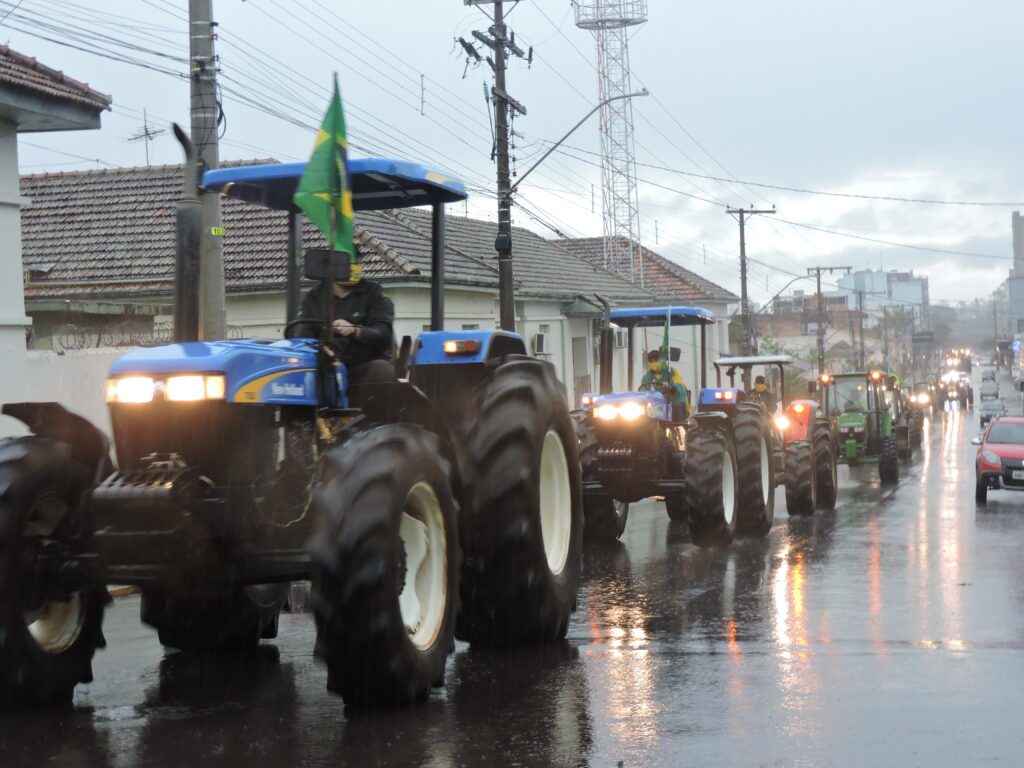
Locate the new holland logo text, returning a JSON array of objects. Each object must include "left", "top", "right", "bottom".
[{"left": 270, "top": 382, "right": 305, "bottom": 397}]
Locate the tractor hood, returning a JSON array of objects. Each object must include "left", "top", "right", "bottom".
[
  {"left": 108, "top": 339, "right": 328, "bottom": 406},
  {"left": 838, "top": 410, "right": 868, "bottom": 430},
  {"left": 590, "top": 391, "right": 672, "bottom": 421}
]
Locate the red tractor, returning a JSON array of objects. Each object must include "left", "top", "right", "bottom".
[{"left": 708, "top": 357, "right": 838, "bottom": 517}]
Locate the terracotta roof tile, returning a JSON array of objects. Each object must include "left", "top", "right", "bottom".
[
  {"left": 0, "top": 44, "right": 111, "bottom": 111},
  {"left": 19, "top": 162, "right": 652, "bottom": 304},
  {"left": 558, "top": 236, "right": 738, "bottom": 303}
]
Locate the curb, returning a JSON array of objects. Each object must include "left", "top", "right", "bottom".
[{"left": 107, "top": 585, "right": 140, "bottom": 598}]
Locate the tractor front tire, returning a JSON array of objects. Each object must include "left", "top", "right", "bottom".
[
  {"left": 0, "top": 437, "right": 108, "bottom": 707},
  {"left": 732, "top": 406, "right": 775, "bottom": 537},
  {"left": 310, "top": 425, "right": 459, "bottom": 707},
  {"left": 879, "top": 436, "right": 900, "bottom": 486},
  {"left": 665, "top": 494, "right": 690, "bottom": 522},
  {"left": 813, "top": 423, "right": 838, "bottom": 511},
  {"left": 684, "top": 427, "right": 738, "bottom": 548},
  {"left": 458, "top": 357, "right": 583, "bottom": 646},
  {"left": 140, "top": 585, "right": 287, "bottom": 652},
  {"left": 574, "top": 411, "right": 627, "bottom": 541},
  {"left": 584, "top": 496, "right": 629, "bottom": 541},
  {"left": 785, "top": 440, "right": 816, "bottom": 517}
]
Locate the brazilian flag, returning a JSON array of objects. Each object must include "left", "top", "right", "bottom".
[{"left": 293, "top": 75, "right": 356, "bottom": 275}]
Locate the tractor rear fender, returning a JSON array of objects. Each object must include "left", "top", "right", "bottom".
[
  {"left": 346, "top": 381, "right": 463, "bottom": 497},
  {"left": 2, "top": 402, "right": 113, "bottom": 482},
  {"left": 690, "top": 410, "right": 734, "bottom": 442}
]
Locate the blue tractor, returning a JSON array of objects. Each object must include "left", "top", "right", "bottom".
[
  {"left": 575, "top": 307, "right": 761, "bottom": 548},
  {"left": 0, "top": 160, "right": 582, "bottom": 708}
]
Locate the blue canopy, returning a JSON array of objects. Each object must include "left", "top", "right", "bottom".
[
  {"left": 202, "top": 158, "right": 468, "bottom": 212},
  {"left": 609, "top": 306, "right": 717, "bottom": 327}
]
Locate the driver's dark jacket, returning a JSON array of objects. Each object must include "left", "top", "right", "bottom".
[{"left": 293, "top": 279, "right": 394, "bottom": 366}]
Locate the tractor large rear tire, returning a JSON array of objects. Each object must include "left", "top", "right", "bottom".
[
  {"left": 310, "top": 425, "right": 459, "bottom": 707},
  {"left": 685, "top": 427, "right": 738, "bottom": 549},
  {"left": 785, "top": 440, "right": 816, "bottom": 517},
  {"left": 140, "top": 585, "right": 287, "bottom": 652},
  {"left": 813, "top": 423, "right": 838, "bottom": 511},
  {"left": 879, "top": 435, "right": 900, "bottom": 486},
  {"left": 0, "top": 437, "right": 108, "bottom": 707},
  {"left": 458, "top": 357, "right": 583, "bottom": 646},
  {"left": 732, "top": 406, "right": 775, "bottom": 537}
]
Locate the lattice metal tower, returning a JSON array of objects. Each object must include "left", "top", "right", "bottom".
[{"left": 575, "top": 0, "right": 647, "bottom": 285}]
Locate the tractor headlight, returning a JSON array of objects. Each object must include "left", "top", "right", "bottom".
[
  {"left": 106, "top": 376, "right": 155, "bottom": 404},
  {"left": 167, "top": 374, "right": 226, "bottom": 402},
  {"left": 774, "top": 415, "right": 790, "bottom": 431},
  {"left": 618, "top": 401, "right": 645, "bottom": 421},
  {"left": 595, "top": 404, "right": 619, "bottom": 421},
  {"left": 918, "top": 393, "right": 930, "bottom": 404}
]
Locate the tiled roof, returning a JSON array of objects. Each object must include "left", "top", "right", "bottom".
[
  {"left": 558, "top": 236, "right": 738, "bottom": 304},
  {"left": 19, "top": 162, "right": 653, "bottom": 304},
  {"left": 0, "top": 45, "right": 111, "bottom": 111}
]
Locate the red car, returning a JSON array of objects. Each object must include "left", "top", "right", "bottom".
[{"left": 974, "top": 417, "right": 1024, "bottom": 503}]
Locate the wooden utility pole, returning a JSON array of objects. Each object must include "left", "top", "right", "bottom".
[
  {"left": 857, "top": 291, "right": 866, "bottom": 369},
  {"left": 807, "top": 265, "right": 852, "bottom": 374},
  {"left": 189, "top": 0, "right": 225, "bottom": 340},
  {"left": 465, "top": 1, "right": 528, "bottom": 332},
  {"left": 726, "top": 206, "right": 775, "bottom": 356}
]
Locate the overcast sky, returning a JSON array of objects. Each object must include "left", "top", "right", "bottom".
[{"left": 5, "top": 0, "right": 1022, "bottom": 306}]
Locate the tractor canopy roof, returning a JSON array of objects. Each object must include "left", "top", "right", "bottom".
[
  {"left": 202, "top": 159, "right": 468, "bottom": 212},
  {"left": 713, "top": 355, "right": 793, "bottom": 368},
  {"left": 609, "top": 306, "right": 716, "bottom": 327}
]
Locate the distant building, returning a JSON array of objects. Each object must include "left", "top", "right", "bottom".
[{"left": 836, "top": 269, "right": 930, "bottom": 330}]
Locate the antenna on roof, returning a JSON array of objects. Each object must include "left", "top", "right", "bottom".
[{"left": 126, "top": 109, "right": 166, "bottom": 167}]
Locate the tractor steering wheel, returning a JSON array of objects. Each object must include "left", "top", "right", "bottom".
[{"left": 284, "top": 318, "right": 324, "bottom": 339}]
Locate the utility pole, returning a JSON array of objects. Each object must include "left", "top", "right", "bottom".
[
  {"left": 807, "top": 265, "right": 852, "bottom": 375},
  {"left": 857, "top": 291, "right": 866, "bottom": 369},
  {"left": 189, "top": 0, "right": 225, "bottom": 340},
  {"left": 726, "top": 207, "right": 775, "bottom": 356},
  {"left": 882, "top": 304, "right": 889, "bottom": 368},
  {"left": 464, "top": 2, "right": 529, "bottom": 332}
]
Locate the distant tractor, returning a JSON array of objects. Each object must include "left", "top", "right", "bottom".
[
  {"left": 574, "top": 307, "right": 746, "bottom": 548},
  {"left": 0, "top": 160, "right": 582, "bottom": 708},
  {"left": 816, "top": 370, "right": 900, "bottom": 485},
  {"left": 705, "top": 356, "right": 838, "bottom": 518}
]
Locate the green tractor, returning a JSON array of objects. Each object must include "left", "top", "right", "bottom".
[
  {"left": 884, "top": 373, "right": 924, "bottom": 458},
  {"left": 814, "top": 370, "right": 900, "bottom": 485}
]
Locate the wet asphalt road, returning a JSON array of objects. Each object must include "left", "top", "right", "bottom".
[{"left": 5, "top": 378, "right": 1024, "bottom": 766}]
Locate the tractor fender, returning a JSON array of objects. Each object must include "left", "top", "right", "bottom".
[
  {"left": 2, "top": 402, "right": 113, "bottom": 482},
  {"left": 345, "top": 381, "right": 463, "bottom": 498},
  {"left": 690, "top": 410, "right": 735, "bottom": 443}
]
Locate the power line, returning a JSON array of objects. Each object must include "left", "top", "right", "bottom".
[{"left": 775, "top": 217, "right": 1012, "bottom": 261}]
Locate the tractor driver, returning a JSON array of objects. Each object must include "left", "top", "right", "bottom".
[
  {"left": 752, "top": 375, "right": 778, "bottom": 413},
  {"left": 292, "top": 257, "right": 396, "bottom": 401},
  {"left": 640, "top": 349, "right": 690, "bottom": 420}
]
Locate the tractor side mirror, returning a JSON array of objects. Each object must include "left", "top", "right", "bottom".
[
  {"left": 807, "top": 381, "right": 818, "bottom": 394},
  {"left": 304, "top": 248, "right": 352, "bottom": 283},
  {"left": 669, "top": 346, "right": 682, "bottom": 363},
  {"left": 971, "top": 436, "right": 982, "bottom": 445},
  {"left": 1019, "top": 380, "right": 1024, "bottom": 393}
]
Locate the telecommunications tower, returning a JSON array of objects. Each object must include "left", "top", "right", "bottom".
[{"left": 575, "top": 0, "right": 647, "bottom": 285}]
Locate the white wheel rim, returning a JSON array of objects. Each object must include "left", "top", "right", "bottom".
[
  {"left": 399, "top": 482, "right": 447, "bottom": 651},
  {"left": 540, "top": 429, "right": 572, "bottom": 576},
  {"left": 722, "top": 452, "right": 736, "bottom": 526},
  {"left": 22, "top": 494, "right": 86, "bottom": 655},
  {"left": 759, "top": 436, "right": 770, "bottom": 505}
]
